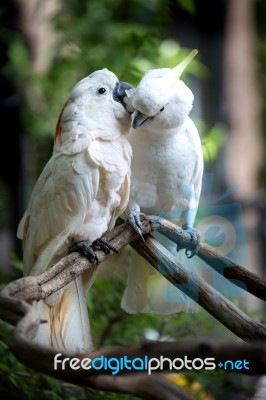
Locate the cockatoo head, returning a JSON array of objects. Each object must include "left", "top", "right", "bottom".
[
  {"left": 55, "top": 68, "right": 133, "bottom": 144},
  {"left": 125, "top": 49, "right": 198, "bottom": 131}
]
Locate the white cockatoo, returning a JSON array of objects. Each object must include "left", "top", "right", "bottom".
[
  {"left": 17, "top": 69, "right": 132, "bottom": 352},
  {"left": 121, "top": 50, "right": 204, "bottom": 315}
]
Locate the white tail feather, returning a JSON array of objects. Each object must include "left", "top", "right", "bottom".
[{"left": 33, "top": 276, "right": 92, "bottom": 352}]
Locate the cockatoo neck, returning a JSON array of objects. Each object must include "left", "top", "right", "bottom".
[{"left": 133, "top": 119, "right": 188, "bottom": 148}]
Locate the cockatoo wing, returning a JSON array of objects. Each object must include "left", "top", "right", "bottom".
[
  {"left": 18, "top": 148, "right": 99, "bottom": 277},
  {"left": 81, "top": 137, "right": 132, "bottom": 293},
  {"left": 17, "top": 145, "right": 101, "bottom": 352},
  {"left": 88, "top": 136, "right": 132, "bottom": 231}
]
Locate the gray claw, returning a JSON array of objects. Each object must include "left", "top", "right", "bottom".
[
  {"left": 186, "top": 247, "right": 199, "bottom": 258},
  {"left": 68, "top": 241, "right": 99, "bottom": 264},
  {"left": 128, "top": 210, "right": 145, "bottom": 241},
  {"left": 92, "top": 238, "right": 119, "bottom": 254}
]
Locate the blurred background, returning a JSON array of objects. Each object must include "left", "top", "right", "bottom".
[{"left": 0, "top": 0, "right": 266, "bottom": 399}]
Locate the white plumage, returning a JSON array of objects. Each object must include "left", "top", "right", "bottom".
[
  {"left": 17, "top": 69, "right": 132, "bottom": 352},
  {"left": 121, "top": 51, "right": 204, "bottom": 314}
]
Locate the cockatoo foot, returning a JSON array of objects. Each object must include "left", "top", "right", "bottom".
[
  {"left": 128, "top": 210, "right": 145, "bottom": 241},
  {"left": 68, "top": 241, "right": 99, "bottom": 264},
  {"left": 69, "top": 238, "right": 119, "bottom": 264},
  {"left": 92, "top": 238, "right": 119, "bottom": 255},
  {"left": 183, "top": 225, "right": 201, "bottom": 259}
]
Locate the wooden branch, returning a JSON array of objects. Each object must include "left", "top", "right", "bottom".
[
  {"left": 0, "top": 290, "right": 265, "bottom": 382},
  {"left": 1, "top": 220, "right": 152, "bottom": 305},
  {"left": 1, "top": 216, "right": 266, "bottom": 342},
  {"left": 151, "top": 216, "right": 266, "bottom": 301},
  {"left": 131, "top": 235, "right": 266, "bottom": 341},
  {"left": 86, "top": 374, "right": 193, "bottom": 400},
  {"left": 1, "top": 214, "right": 266, "bottom": 399},
  {"left": 3, "top": 215, "right": 265, "bottom": 306},
  {"left": 1, "top": 293, "right": 191, "bottom": 399},
  {"left": 1, "top": 290, "right": 265, "bottom": 379},
  {"left": 0, "top": 218, "right": 192, "bottom": 398}
]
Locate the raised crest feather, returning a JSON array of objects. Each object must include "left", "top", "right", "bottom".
[{"left": 54, "top": 98, "right": 73, "bottom": 144}]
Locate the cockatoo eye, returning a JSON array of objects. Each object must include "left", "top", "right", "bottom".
[
  {"left": 97, "top": 87, "right": 108, "bottom": 95},
  {"left": 160, "top": 107, "right": 165, "bottom": 112}
]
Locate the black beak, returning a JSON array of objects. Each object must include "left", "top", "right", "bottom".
[
  {"left": 132, "top": 110, "right": 153, "bottom": 129},
  {"left": 113, "top": 81, "right": 133, "bottom": 109}
]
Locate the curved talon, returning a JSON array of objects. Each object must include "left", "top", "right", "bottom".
[
  {"left": 128, "top": 210, "right": 145, "bottom": 241},
  {"left": 92, "top": 238, "right": 119, "bottom": 254},
  {"left": 68, "top": 241, "right": 99, "bottom": 264},
  {"left": 185, "top": 246, "right": 199, "bottom": 259}
]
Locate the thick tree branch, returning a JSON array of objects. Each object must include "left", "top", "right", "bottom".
[
  {"left": 1, "top": 216, "right": 266, "bottom": 341},
  {"left": 0, "top": 215, "right": 266, "bottom": 399},
  {"left": 2, "top": 294, "right": 192, "bottom": 399},
  {"left": 0, "top": 289, "right": 265, "bottom": 377},
  {"left": 150, "top": 216, "right": 266, "bottom": 301},
  {"left": 3, "top": 216, "right": 265, "bottom": 305},
  {"left": 131, "top": 235, "right": 266, "bottom": 341},
  {"left": 1, "top": 220, "right": 150, "bottom": 304},
  {"left": 86, "top": 374, "right": 193, "bottom": 400},
  {"left": 1, "top": 291, "right": 265, "bottom": 379}
]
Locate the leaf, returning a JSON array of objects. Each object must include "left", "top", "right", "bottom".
[{"left": 177, "top": 0, "right": 195, "bottom": 14}]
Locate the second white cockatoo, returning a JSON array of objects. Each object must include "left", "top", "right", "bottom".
[
  {"left": 17, "top": 68, "right": 132, "bottom": 352},
  {"left": 121, "top": 50, "right": 204, "bottom": 315}
]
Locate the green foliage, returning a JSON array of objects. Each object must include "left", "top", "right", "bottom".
[
  {"left": 0, "top": 319, "right": 132, "bottom": 399},
  {"left": 10, "top": 253, "right": 23, "bottom": 274},
  {"left": 200, "top": 122, "right": 227, "bottom": 165},
  {"left": 3, "top": 0, "right": 213, "bottom": 185},
  {"left": 7, "top": 40, "right": 32, "bottom": 81},
  {"left": 4, "top": 0, "right": 206, "bottom": 142},
  {"left": 184, "top": 369, "right": 256, "bottom": 400},
  {"left": 0, "top": 321, "right": 70, "bottom": 400},
  {"left": 177, "top": 0, "right": 195, "bottom": 15}
]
